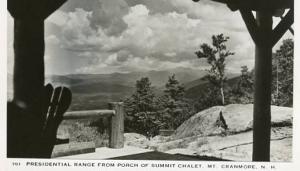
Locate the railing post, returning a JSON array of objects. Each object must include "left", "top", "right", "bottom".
[{"left": 108, "top": 102, "right": 124, "bottom": 148}]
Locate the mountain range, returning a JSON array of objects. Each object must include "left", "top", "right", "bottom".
[{"left": 7, "top": 67, "right": 239, "bottom": 110}]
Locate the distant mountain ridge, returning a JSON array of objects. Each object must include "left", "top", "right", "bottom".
[
  {"left": 7, "top": 68, "right": 239, "bottom": 110},
  {"left": 183, "top": 72, "right": 239, "bottom": 90},
  {"left": 184, "top": 75, "right": 241, "bottom": 99},
  {"left": 46, "top": 67, "right": 207, "bottom": 88}
]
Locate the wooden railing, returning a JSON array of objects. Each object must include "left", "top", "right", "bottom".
[{"left": 63, "top": 102, "right": 124, "bottom": 149}]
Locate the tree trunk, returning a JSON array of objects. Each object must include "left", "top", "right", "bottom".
[
  {"left": 220, "top": 87, "right": 225, "bottom": 105},
  {"left": 276, "top": 60, "right": 279, "bottom": 105}
]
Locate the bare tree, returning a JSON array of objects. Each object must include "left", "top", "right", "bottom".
[{"left": 195, "top": 34, "right": 234, "bottom": 105}]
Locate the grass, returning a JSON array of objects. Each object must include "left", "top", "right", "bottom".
[{"left": 58, "top": 119, "right": 109, "bottom": 148}]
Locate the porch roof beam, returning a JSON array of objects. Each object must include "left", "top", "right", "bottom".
[
  {"left": 8, "top": 0, "right": 67, "bottom": 20},
  {"left": 271, "top": 9, "right": 294, "bottom": 47},
  {"left": 192, "top": 0, "right": 293, "bottom": 11},
  {"left": 239, "top": 9, "right": 260, "bottom": 46}
]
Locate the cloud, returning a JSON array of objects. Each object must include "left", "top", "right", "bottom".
[
  {"left": 5, "top": 0, "right": 293, "bottom": 76},
  {"left": 165, "top": 52, "right": 177, "bottom": 57},
  {"left": 43, "top": 2, "right": 256, "bottom": 74},
  {"left": 61, "top": 8, "right": 96, "bottom": 48},
  {"left": 47, "top": 10, "right": 68, "bottom": 26},
  {"left": 7, "top": 14, "right": 14, "bottom": 74},
  {"left": 75, "top": 55, "right": 205, "bottom": 74},
  {"left": 15, "top": 0, "right": 287, "bottom": 75},
  {"left": 46, "top": 35, "right": 60, "bottom": 45},
  {"left": 58, "top": 0, "right": 129, "bottom": 36},
  {"left": 115, "top": 5, "right": 205, "bottom": 58}
]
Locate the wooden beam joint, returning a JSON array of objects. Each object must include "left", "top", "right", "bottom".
[
  {"left": 240, "top": 8, "right": 294, "bottom": 48},
  {"left": 239, "top": 9, "right": 261, "bottom": 46},
  {"left": 8, "top": 0, "right": 67, "bottom": 20},
  {"left": 271, "top": 8, "right": 294, "bottom": 47}
]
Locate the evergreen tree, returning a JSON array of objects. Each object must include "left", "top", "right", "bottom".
[
  {"left": 124, "top": 77, "right": 161, "bottom": 138},
  {"left": 195, "top": 34, "right": 234, "bottom": 105},
  {"left": 162, "top": 74, "right": 191, "bottom": 129},
  {"left": 229, "top": 66, "right": 254, "bottom": 104},
  {"left": 193, "top": 85, "right": 221, "bottom": 112},
  {"left": 238, "top": 66, "right": 254, "bottom": 91},
  {"left": 271, "top": 39, "right": 293, "bottom": 106}
]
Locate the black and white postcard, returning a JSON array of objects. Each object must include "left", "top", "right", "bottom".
[{"left": 1, "top": 0, "right": 300, "bottom": 171}]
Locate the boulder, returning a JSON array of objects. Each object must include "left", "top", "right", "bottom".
[
  {"left": 173, "top": 104, "right": 292, "bottom": 139},
  {"left": 124, "top": 133, "right": 149, "bottom": 149}
]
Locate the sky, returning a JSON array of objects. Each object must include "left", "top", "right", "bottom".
[{"left": 7, "top": 0, "right": 293, "bottom": 75}]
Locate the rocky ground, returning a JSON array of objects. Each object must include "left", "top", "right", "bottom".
[{"left": 124, "top": 104, "right": 293, "bottom": 162}]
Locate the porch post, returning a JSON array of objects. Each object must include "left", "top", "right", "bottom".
[
  {"left": 7, "top": 0, "right": 67, "bottom": 158},
  {"left": 13, "top": 19, "right": 45, "bottom": 113},
  {"left": 252, "top": 11, "right": 273, "bottom": 161}
]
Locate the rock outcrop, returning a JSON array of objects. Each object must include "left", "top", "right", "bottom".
[
  {"left": 173, "top": 104, "right": 292, "bottom": 140},
  {"left": 150, "top": 104, "right": 293, "bottom": 162}
]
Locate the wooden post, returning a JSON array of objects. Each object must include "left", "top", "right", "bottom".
[
  {"left": 194, "top": 0, "right": 293, "bottom": 163},
  {"left": 240, "top": 6, "right": 293, "bottom": 163},
  {"left": 252, "top": 11, "right": 273, "bottom": 161},
  {"left": 7, "top": 0, "right": 67, "bottom": 158},
  {"left": 9, "top": 0, "right": 67, "bottom": 110},
  {"left": 13, "top": 19, "right": 45, "bottom": 113},
  {"left": 108, "top": 102, "right": 124, "bottom": 148}
]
